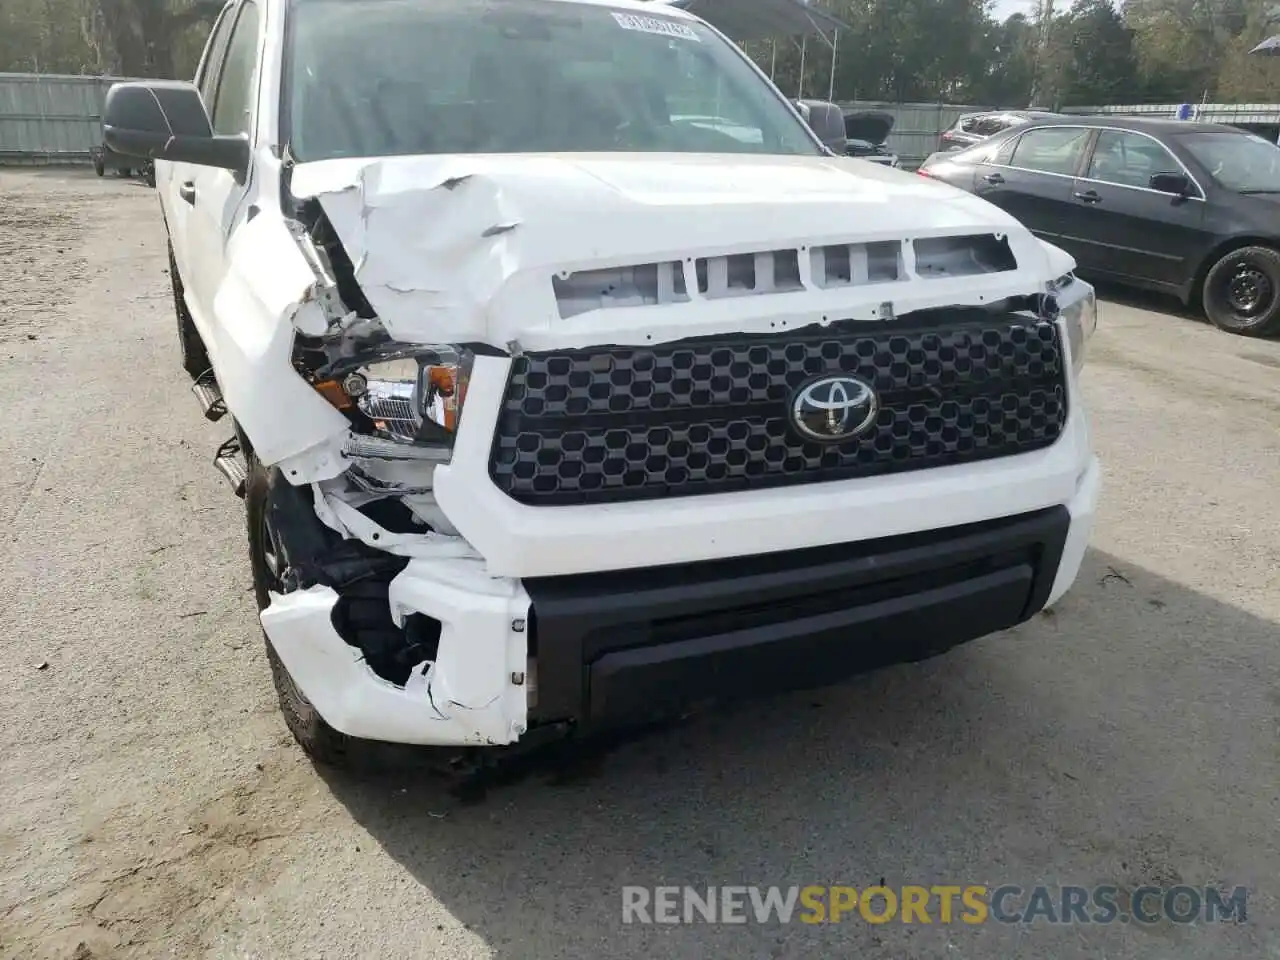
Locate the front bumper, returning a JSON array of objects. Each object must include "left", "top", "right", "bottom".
[{"left": 260, "top": 456, "right": 1099, "bottom": 746}]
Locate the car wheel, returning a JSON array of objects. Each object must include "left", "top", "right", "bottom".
[
  {"left": 1202, "top": 246, "right": 1280, "bottom": 337},
  {"left": 168, "top": 244, "right": 211, "bottom": 379},
  {"left": 246, "top": 456, "right": 354, "bottom": 767},
  {"left": 143, "top": 165, "right": 156, "bottom": 188},
  {"left": 93, "top": 158, "right": 105, "bottom": 177}
]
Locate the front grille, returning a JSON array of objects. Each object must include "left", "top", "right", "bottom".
[{"left": 489, "top": 309, "right": 1068, "bottom": 506}]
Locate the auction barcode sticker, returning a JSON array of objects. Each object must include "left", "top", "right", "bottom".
[{"left": 611, "top": 11, "right": 701, "bottom": 40}]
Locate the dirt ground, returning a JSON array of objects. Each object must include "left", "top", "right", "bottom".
[{"left": 1, "top": 167, "right": 1278, "bottom": 960}]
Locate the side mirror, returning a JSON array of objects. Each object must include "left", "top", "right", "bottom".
[
  {"left": 103, "top": 80, "right": 249, "bottom": 177},
  {"left": 794, "top": 99, "right": 847, "bottom": 156},
  {"left": 1149, "top": 172, "right": 1192, "bottom": 196}
]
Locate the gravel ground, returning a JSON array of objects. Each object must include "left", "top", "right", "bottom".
[{"left": 1, "top": 167, "right": 1278, "bottom": 960}]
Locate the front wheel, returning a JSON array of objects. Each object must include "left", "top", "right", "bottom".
[
  {"left": 246, "top": 457, "right": 354, "bottom": 767},
  {"left": 1201, "top": 246, "right": 1280, "bottom": 337}
]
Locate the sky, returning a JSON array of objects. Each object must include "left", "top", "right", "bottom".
[{"left": 990, "top": 0, "right": 1039, "bottom": 20}]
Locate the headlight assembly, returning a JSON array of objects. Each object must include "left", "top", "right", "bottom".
[
  {"left": 1052, "top": 273, "right": 1098, "bottom": 376},
  {"left": 311, "top": 343, "right": 473, "bottom": 463}
]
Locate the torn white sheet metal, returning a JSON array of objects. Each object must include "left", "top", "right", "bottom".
[
  {"left": 289, "top": 153, "right": 1061, "bottom": 352},
  {"left": 209, "top": 213, "right": 352, "bottom": 477},
  {"left": 311, "top": 479, "right": 478, "bottom": 559},
  {"left": 388, "top": 556, "right": 530, "bottom": 744},
  {"left": 260, "top": 575, "right": 529, "bottom": 745}
]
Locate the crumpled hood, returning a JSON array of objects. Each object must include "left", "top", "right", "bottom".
[{"left": 289, "top": 152, "right": 1051, "bottom": 349}]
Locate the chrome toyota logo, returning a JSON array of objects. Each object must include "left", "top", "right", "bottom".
[{"left": 790, "top": 375, "right": 878, "bottom": 442}]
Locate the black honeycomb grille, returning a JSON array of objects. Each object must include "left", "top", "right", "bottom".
[{"left": 489, "top": 311, "right": 1068, "bottom": 505}]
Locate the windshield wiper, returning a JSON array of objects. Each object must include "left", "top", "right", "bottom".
[{"left": 1237, "top": 188, "right": 1280, "bottom": 195}]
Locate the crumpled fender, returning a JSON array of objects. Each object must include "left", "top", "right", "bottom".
[{"left": 207, "top": 213, "right": 352, "bottom": 481}]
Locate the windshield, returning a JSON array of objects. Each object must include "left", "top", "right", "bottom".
[
  {"left": 284, "top": 0, "right": 821, "bottom": 161},
  {"left": 1176, "top": 131, "right": 1280, "bottom": 193}
]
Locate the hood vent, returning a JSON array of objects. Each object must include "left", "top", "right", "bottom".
[
  {"left": 913, "top": 233, "right": 1018, "bottom": 278},
  {"left": 810, "top": 241, "right": 902, "bottom": 288},
  {"left": 552, "top": 234, "right": 1017, "bottom": 319}
]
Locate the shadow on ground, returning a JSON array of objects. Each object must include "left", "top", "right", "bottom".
[
  {"left": 319, "top": 548, "right": 1277, "bottom": 959},
  {"left": 1088, "top": 278, "right": 1202, "bottom": 322}
]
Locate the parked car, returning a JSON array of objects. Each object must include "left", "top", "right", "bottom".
[
  {"left": 843, "top": 110, "right": 900, "bottom": 167},
  {"left": 938, "top": 110, "right": 1064, "bottom": 153},
  {"left": 101, "top": 0, "right": 1099, "bottom": 768},
  {"left": 918, "top": 115, "right": 1280, "bottom": 336},
  {"left": 91, "top": 135, "right": 156, "bottom": 186}
]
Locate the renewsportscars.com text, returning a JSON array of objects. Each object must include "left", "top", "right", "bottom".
[{"left": 621, "top": 884, "right": 1248, "bottom": 925}]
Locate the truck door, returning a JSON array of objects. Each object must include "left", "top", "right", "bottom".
[
  {"left": 181, "top": 0, "right": 263, "bottom": 360},
  {"left": 166, "top": 1, "right": 235, "bottom": 306}
]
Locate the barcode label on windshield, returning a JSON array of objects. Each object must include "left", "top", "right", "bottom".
[{"left": 611, "top": 12, "right": 701, "bottom": 41}]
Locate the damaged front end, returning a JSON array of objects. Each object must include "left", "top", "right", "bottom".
[
  {"left": 206, "top": 194, "right": 532, "bottom": 749},
  {"left": 201, "top": 152, "right": 1093, "bottom": 753},
  {"left": 256, "top": 469, "right": 531, "bottom": 747}
]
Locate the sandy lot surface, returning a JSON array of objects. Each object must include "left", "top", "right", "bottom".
[{"left": 1, "top": 167, "right": 1278, "bottom": 960}]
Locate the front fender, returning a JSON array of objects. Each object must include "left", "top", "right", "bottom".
[{"left": 206, "top": 213, "right": 351, "bottom": 477}]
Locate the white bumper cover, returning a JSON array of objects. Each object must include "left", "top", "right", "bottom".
[{"left": 260, "top": 558, "right": 531, "bottom": 746}]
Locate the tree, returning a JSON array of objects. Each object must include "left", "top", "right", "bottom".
[
  {"left": 1123, "top": 0, "right": 1254, "bottom": 101},
  {"left": 969, "top": 13, "right": 1039, "bottom": 105},
  {"left": 0, "top": 0, "right": 219, "bottom": 77},
  {"left": 1053, "top": 0, "right": 1138, "bottom": 106},
  {"left": 97, "top": 0, "right": 222, "bottom": 77}
]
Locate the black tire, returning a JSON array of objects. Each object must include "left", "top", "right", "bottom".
[
  {"left": 143, "top": 165, "right": 156, "bottom": 188},
  {"left": 1201, "top": 245, "right": 1280, "bottom": 337},
  {"left": 168, "top": 243, "right": 210, "bottom": 379},
  {"left": 93, "top": 158, "right": 105, "bottom": 177},
  {"left": 246, "top": 457, "right": 354, "bottom": 767}
]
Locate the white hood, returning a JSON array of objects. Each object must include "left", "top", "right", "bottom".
[{"left": 289, "top": 152, "right": 1056, "bottom": 350}]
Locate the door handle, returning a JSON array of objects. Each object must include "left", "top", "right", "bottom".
[
  {"left": 1073, "top": 190, "right": 1101, "bottom": 203},
  {"left": 179, "top": 181, "right": 197, "bottom": 205},
  {"left": 982, "top": 172, "right": 1005, "bottom": 185}
]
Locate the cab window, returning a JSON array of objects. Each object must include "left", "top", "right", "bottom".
[
  {"left": 195, "top": 5, "right": 235, "bottom": 107},
  {"left": 211, "top": 0, "right": 262, "bottom": 137}
]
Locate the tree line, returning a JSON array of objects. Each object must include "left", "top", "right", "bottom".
[{"left": 2, "top": 0, "right": 1279, "bottom": 107}]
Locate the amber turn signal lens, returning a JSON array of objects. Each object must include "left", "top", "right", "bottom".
[{"left": 313, "top": 379, "right": 352, "bottom": 410}]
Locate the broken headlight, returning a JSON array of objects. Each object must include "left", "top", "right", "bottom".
[
  {"left": 1052, "top": 273, "right": 1098, "bottom": 376},
  {"left": 314, "top": 344, "right": 473, "bottom": 462}
]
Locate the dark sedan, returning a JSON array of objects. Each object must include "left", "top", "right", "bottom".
[
  {"left": 937, "top": 110, "right": 1065, "bottom": 152},
  {"left": 919, "top": 116, "right": 1280, "bottom": 337}
]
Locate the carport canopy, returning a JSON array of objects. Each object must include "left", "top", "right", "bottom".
[
  {"left": 651, "top": 0, "right": 847, "bottom": 43},
  {"left": 650, "top": 0, "right": 848, "bottom": 99}
]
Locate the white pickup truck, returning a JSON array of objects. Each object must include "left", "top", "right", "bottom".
[{"left": 104, "top": 0, "right": 1100, "bottom": 767}]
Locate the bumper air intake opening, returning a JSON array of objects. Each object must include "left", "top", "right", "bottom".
[{"left": 329, "top": 580, "right": 443, "bottom": 687}]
